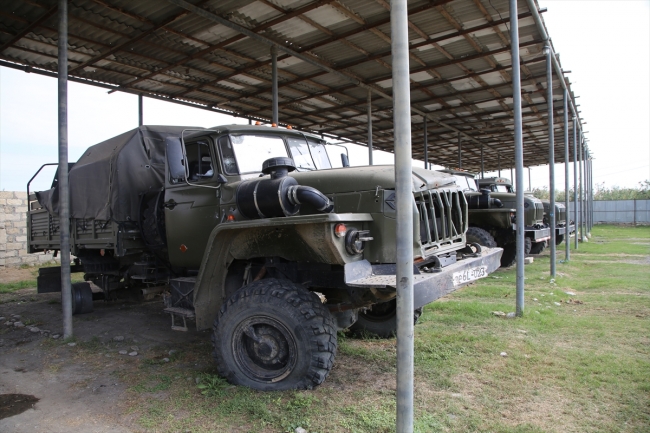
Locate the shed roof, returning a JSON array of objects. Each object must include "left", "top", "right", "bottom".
[{"left": 0, "top": 0, "right": 586, "bottom": 171}]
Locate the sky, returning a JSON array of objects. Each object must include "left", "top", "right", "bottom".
[{"left": 1, "top": 0, "right": 649, "bottom": 192}]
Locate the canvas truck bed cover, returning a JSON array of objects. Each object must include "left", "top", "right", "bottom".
[{"left": 36, "top": 125, "right": 195, "bottom": 221}]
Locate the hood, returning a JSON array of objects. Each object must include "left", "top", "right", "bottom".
[{"left": 289, "top": 165, "right": 458, "bottom": 194}]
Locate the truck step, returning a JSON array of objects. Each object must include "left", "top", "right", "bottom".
[{"left": 164, "top": 307, "right": 195, "bottom": 332}]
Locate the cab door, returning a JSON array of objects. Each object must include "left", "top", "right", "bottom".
[{"left": 164, "top": 136, "right": 222, "bottom": 269}]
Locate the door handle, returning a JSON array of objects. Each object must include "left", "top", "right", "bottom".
[{"left": 163, "top": 199, "right": 177, "bottom": 210}]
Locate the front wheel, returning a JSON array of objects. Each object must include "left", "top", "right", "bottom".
[
  {"left": 465, "top": 226, "right": 497, "bottom": 248},
  {"left": 529, "top": 241, "right": 546, "bottom": 255},
  {"left": 349, "top": 299, "right": 423, "bottom": 338},
  {"left": 211, "top": 278, "right": 337, "bottom": 391}
]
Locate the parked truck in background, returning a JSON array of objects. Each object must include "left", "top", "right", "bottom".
[
  {"left": 28, "top": 125, "right": 503, "bottom": 391},
  {"left": 441, "top": 170, "right": 518, "bottom": 267},
  {"left": 476, "top": 177, "right": 551, "bottom": 259}
]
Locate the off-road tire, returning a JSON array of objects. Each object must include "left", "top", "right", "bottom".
[
  {"left": 555, "top": 234, "right": 565, "bottom": 245},
  {"left": 524, "top": 237, "right": 532, "bottom": 256},
  {"left": 529, "top": 241, "right": 546, "bottom": 255},
  {"left": 500, "top": 243, "right": 516, "bottom": 267},
  {"left": 349, "top": 299, "right": 423, "bottom": 338},
  {"left": 71, "top": 282, "right": 93, "bottom": 315},
  {"left": 211, "top": 278, "right": 337, "bottom": 391},
  {"left": 500, "top": 237, "right": 532, "bottom": 267},
  {"left": 466, "top": 226, "right": 497, "bottom": 248}
]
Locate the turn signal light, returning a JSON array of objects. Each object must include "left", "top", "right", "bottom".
[
  {"left": 271, "top": 123, "right": 277, "bottom": 127},
  {"left": 287, "top": 125, "right": 292, "bottom": 129},
  {"left": 255, "top": 121, "right": 261, "bottom": 125},
  {"left": 334, "top": 223, "right": 347, "bottom": 238},
  {"left": 227, "top": 214, "right": 235, "bottom": 222}
]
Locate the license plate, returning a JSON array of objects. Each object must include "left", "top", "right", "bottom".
[{"left": 452, "top": 265, "right": 488, "bottom": 286}]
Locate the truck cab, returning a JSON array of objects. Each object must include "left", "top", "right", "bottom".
[{"left": 476, "top": 177, "right": 551, "bottom": 255}]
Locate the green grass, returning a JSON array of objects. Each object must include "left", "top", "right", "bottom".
[
  {"left": 0, "top": 271, "right": 86, "bottom": 294},
  {"left": 28, "top": 225, "right": 650, "bottom": 432}
]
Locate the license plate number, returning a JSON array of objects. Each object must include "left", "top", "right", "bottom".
[{"left": 452, "top": 266, "right": 488, "bottom": 286}]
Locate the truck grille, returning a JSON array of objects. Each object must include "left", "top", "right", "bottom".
[
  {"left": 555, "top": 204, "right": 567, "bottom": 225},
  {"left": 415, "top": 188, "right": 467, "bottom": 250},
  {"left": 534, "top": 202, "right": 545, "bottom": 222}
]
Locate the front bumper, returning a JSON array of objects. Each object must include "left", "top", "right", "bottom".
[
  {"left": 525, "top": 226, "right": 551, "bottom": 242},
  {"left": 344, "top": 247, "right": 503, "bottom": 310},
  {"left": 557, "top": 224, "right": 575, "bottom": 236}
]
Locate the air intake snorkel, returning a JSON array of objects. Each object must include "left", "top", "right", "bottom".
[{"left": 236, "top": 157, "right": 333, "bottom": 219}]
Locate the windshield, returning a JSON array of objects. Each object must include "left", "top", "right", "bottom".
[
  {"left": 287, "top": 137, "right": 332, "bottom": 171},
  {"left": 455, "top": 175, "right": 478, "bottom": 191},
  {"left": 226, "top": 134, "right": 289, "bottom": 174}
]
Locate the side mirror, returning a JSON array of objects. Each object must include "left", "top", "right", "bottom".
[
  {"left": 341, "top": 153, "right": 350, "bottom": 167},
  {"left": 165, "top": 137, "right": 186, "bottom": 182}
]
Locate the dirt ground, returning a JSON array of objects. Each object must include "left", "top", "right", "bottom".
[{"left": 0, "top": 267, "right": 206, "bottom": 433}]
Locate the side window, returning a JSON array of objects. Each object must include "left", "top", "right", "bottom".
[
  {"left": 218, "top": 136, "right": 239, "bottom": 175},
  {"left": 184, "top": 140, "right": 214, "bottom": 182}
]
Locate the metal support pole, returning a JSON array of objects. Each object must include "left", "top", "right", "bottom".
[
  {"left": 546, "top": 46, "right": 556, "bottom": 278},
  {"left": 563, "top": 87, "right": 570, "bottom": 261},
  {"left": 498, "top": 153, "right": 501, "bottom": 177},
  {"left": 587, "top": 154, "right": 593, "bottom": 231},
  {"left": 457, "top": 132, "right": 462, "bottom": 169},
  {"left": 582, "top": 145, "right": 589, "bottom": 236},
  {"left": 58, "top": 0, "right": 73, "bottom": 339},
  {"left": 578, "top": 133, "right": 584, "bottom": 241},
  {"left": 510, "top": 164, "right": 513, "bottom": 183},
  {"left": 138, "top": 94, "right": 143, "bottom": 126},
  {"left": 573, "top": 119, "right": 578, "bottom": 249},
  {"left": 528, "top": 167, "right": 531, "bottom": 191},
  {"left": 480, "top": 145, "right": 484, "bottom": 178},
  {"left": 587, "top": 152, "right": 594, "bottom": 233},
  {"left": 391, "top": 0, "right": 414, "bottom": 430},
  {"left": 511, "top": 0, "right": 525, "bottom": 317},
  {"left": 423, "top": 118, "right": 428, "bottom": 169},
  {"left": 368, "top": 90, "right": 373, "bottom": 165},
  {"left": 271, "top": 46, "right": 278, "bottom": 125}
]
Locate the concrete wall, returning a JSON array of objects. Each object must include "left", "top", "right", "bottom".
[
  {"left": 567, "top": 200, "right": 650, "bottom": 225},
  {"left": 0, "top": 191, "right": 59, "bottom": 267}
]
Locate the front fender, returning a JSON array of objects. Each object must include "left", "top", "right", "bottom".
[{"left": 193, "top": 213, "right": 373, "bottom": 330}]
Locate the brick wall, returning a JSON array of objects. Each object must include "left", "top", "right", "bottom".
[{"left": 0, "top": 191, "right": 59, "bottom": 267}]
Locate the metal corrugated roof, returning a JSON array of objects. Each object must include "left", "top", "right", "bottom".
[{"left": 0, "top": 0, "right": 586, "bottom": 170}]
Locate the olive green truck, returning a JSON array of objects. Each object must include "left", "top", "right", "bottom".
[{"left": 27, "top": 125, "right": 502, "bottom": 391}]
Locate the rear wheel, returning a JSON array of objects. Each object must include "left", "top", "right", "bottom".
[
  {"left": 71, "top": 282, "right": 93, "bottom": 315},
  {"left": 500, "top": 237, "right": 532, "bottom": 267},
  {"left": 211, "top": 278, "right": 336, "bottom": 390},
  {"left": 349, "top": 299, "right": 423, "bottom": 338},
  {"left": 465, "top": 227, "right": 497, "bottom": 248}
]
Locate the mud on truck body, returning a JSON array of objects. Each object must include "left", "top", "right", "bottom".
[
  {"left": 28, "top": 125, "right": 502, "bottom": 391},
  {"left": 476, "top": 177, "right": 551, "bottom": 261}
]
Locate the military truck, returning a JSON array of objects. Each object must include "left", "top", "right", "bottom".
[
  {"left": 538, "top": 198, "right": 574, "bottom": 249},
  {"left": 439, "top": 170, "right": 520, "bottom": 267},
  {"left": 28, "top": 125, "right": 502, "bottom": 391},
  {"left": 476, "top": 177, "right": 550, "bottom": 259}
]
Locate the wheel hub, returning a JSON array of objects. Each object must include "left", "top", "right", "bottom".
[{"left": 234, "top": 316, "right": 297, "bottom": 382}]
